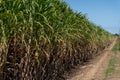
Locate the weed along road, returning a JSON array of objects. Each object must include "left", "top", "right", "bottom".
[
  {"left": 66, "top": 38, "right": 119, "bottom": 80},
  {"left": 104, "top": 38, "right": 120, "bottom": 80}
]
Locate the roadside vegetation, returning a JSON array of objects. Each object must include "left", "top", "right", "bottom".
[
  {"left": 113, "top": 39, "right": 120, "bottom": 52},
  {"left": 0, "top": 0, "right": 114, "bottom": 79},
  {"left": 105, "top": 38, "right": 120, "bottom": 79}
]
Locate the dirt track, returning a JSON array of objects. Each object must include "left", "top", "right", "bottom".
[{"left": 66, "top": 38, "right": 117, "bottom": 80}]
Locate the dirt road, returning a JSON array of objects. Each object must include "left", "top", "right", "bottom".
[{"left": 66, "top": 38, "right": 118, "bottom": 80}]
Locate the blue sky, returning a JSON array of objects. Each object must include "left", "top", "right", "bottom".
[{"left": 65, "top": 0, "right": 120, "bottom": 34}]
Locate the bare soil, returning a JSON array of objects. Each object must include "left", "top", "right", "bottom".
[{"left": 65, "top": 38, "right": 118, "bottom": 80}]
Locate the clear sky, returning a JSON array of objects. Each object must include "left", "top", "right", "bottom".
[{"left": 65, "top": 0, "right": 120, "bottom": 34}]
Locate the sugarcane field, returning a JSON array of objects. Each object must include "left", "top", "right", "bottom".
[{"left": 0, "top": 0, "right": 120, "bottom": 80}]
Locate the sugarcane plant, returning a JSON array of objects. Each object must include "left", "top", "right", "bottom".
[{"left": 0, "top": 0, "right": 114, "bottom": 80}]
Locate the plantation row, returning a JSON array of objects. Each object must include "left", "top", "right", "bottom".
[{"left": 0, "top": 0, "right": 114, "bottom": 80}]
